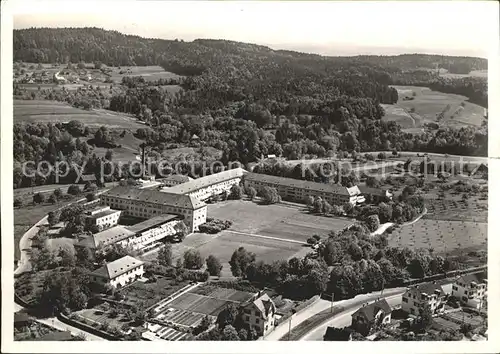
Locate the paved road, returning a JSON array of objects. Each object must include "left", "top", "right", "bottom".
[
  {"left": 13, "top": 304, "right": 105, "bottom": 341},
  {"left": 264, "top": 287, "right": 405, "bottom": 341},
  {"left": 300, "top": 291, "right": 404, "bottom": 341}
]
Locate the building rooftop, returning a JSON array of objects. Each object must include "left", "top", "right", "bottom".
[
  {"left": 104, "top": 185, "right": 205, "bottom": 210},
  {"left": 159, "top": 174, "right": 193, "bottom": 183},
  {"left": 352, "top": 298, "right": 392, "bottom": 322},
  {"left": 14, "top": 312, "right": 31, "bottom": 324},
  {"left": 244, "top": 172, "right": 355, "bottom": 196},
  {"left": 126, "top": 214, "right": 180, "bottom": 234},
  {"left": 92, "top": 255, "right": 144, "bottom": 280},
  {"left": 410, "top": 282, "right": 446, "bottom": 296},
  {"left": 164, "top": 168, "right": 247, "bottom": 195},
  {"left": 358, "top": 185, "right": 391, "bottom": 196},
  {"left": 79, "top": 174, "right": 96, "bottom": 182},
  {"left": 75, "top": 225, "right": 135, "bottom": 249}
]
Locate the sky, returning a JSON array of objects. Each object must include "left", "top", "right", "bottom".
[{"left": 10, "top": 1, "right": 499, "bottom": 57}]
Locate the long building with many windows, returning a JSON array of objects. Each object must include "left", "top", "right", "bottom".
[
  {"left": 100, "top": 186, "right": 207, "bottom": 232},
  {"left": 243, "top": 172, "right": 362, "bottom": 205}
]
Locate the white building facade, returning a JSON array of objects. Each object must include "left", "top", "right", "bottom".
[
  {"left": 100, "top": 186, "right": 206, "bottom": 233},
  {"left": 85, "top": 206, "right": 122, "bottom": 230},
  {"left": 163, "top": 168, "right": 246, "bottom": 201}
]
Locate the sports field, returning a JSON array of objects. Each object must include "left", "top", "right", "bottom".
[
  {"left": 14, "top": 100, "right": 146, "bottom": 129},
  {"left": 382, "top": 85, "right": 486, "bottom": 132},
  {"left": 157, "top": 284, "right": 254, "bottom": 327}
]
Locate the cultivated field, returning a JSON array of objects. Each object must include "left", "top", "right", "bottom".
[
  {"left": 424, "top": 198, "right": 488, "bottom": 223},
  {"left": 14, "top": 100, "right": 146, "bottom": 129},
  {"left": 381, "top": 85, "right": 486, "bottom": 132},
  {"left": 387, "top": 219, "right": 487, "bottom": 254}
]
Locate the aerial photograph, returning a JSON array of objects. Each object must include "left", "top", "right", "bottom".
[{"left": 7, "top": 0, "right": 492, "bottom": 345}]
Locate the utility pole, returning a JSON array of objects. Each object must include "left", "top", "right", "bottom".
[
  {"left": 330, "top": 293, "right": 334, "bottom": 313},
  {"left": 288, "top": 317, "right": 292, "bottom": 340}
]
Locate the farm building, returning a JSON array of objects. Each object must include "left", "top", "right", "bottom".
[{"left": 90, "top": 255, "right": 144, "bottom": 288}]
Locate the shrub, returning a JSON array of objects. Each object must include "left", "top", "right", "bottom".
[{"left": 199, "top": 219, "right": 232, "bottom": 234}]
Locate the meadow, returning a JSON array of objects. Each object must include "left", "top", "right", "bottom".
[
  {"left": 107, "top": 66, "right": 182, "bottom": 82},
  {"left": 387, "top": 219, "right": 487, "bottom": 254},
  {"left": 381, "top": 85, "right": 486, "bottom": 133}
]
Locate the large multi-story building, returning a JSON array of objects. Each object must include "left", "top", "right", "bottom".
[
  {"left": 163, "top": 168, "right": 246, "bottom": 201},
  {"left": 401, "top": 282, "right": 447, "bottom": 316},
  {"left": 241, "top": 293, "right": 276, "bottom": 337},
  {"left": 452, "top": 273, "right": 487, "bottom": 309},
  {"left": 90, "top": 255, "right": 144, "bottom": 289},
  {"left": 84, "top": 206, "right": 122, "bottom": 231},
  {"left": 243, "top": 172, "right": 362, "bottom": 206},
  {"left": 100, "top": 186, "right": 207, "bottom": 232}
]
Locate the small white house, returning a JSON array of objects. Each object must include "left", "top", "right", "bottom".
[
  {"left": 91, "top": 255, "right": 144, "bottom": 289},
  {"left": 241, "top": 293, "right": 276, "bottom": 337}
]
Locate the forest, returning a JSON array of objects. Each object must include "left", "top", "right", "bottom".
[{"left": 13, "top": 28, "right": 488, "bottom": 189}]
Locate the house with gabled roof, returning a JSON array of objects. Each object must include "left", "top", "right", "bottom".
[
  {"left": 452, "top": 272, "right": 487, "bottom": 309},
  {"left": 90, "top": 255, "right": 144, "bottom": 288},
  {"left": 351, "top": 298, "right": 392, "bottom": 336},
  {"left": 241, "top": 292, "right": 276, "bottom": 337}
]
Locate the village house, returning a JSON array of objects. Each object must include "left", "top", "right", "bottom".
[
  {"left": 452, "top": 272, "right": 487, "bottom": 309},
  {"left": 159, "top": 174, "right": 193, "bottom": 187},
  {"left": 243, "top": 172, "right": 362, "bottom": 206},
  {"left": 101, "top": 185, "right": 206, "bottom": 233},
  {"left": 241, "top": 293, "right": 276, "bottom": 337},
  {"left": 351, "top": 298, "right": 392, "bottom": 336},
  {"left": 84, "top": 205, "right": 122, "bottom": 231},
  {"left": 401, "top": 282, "right": 447, "bottom": 316},
  {"left": 163, "top": 168, "right": 246, "bottom": 202},
  {"left": 90, "top": 255, "right": 144, "bottom": 289}
]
